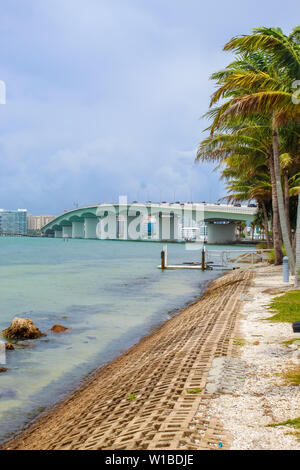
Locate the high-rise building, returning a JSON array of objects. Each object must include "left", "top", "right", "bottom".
[
  {"left": 27, "top": 214, "right": 56, "bottom": 231},
  {"left": 0, "top": 209, "right": 27, "bottom": 235}
]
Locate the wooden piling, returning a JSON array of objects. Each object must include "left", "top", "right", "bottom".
[
  {"left": 201, "top": 248, "right": 205, "bottom": 271},
  {"left": 161, "top": 250, "right": 166, "bottom": 269}
]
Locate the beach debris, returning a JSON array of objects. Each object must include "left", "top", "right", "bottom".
[
  {"left": 51, "top": 324, "right": 69, "bottom": 334},
  {"left": 5, "top": 343, "right": 14, "bottom": 350},
  {"left": 0, "top": 367, "right": 8, "bottom": 373},
  {"left": 2, "top": 317, "right": 46, "bottom": 340}
]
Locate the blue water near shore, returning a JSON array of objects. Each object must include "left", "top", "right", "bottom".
[{"left": 0, "top": 237, "right": 253, "bottom": 442}]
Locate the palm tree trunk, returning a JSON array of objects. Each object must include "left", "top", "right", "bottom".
[
  {"left": 283, "top": 170, "right": 292, "bottom": 243},
  {"left": 268, "top": 152, "right": 282, "bottom": 264},
  {"left": 261, "top": 200, "right": 272, "bottom": 248},
  {"left": 272, "top": 127, "right": 295, "bottom": 272},
  {"left": 295, "top": 192, "right": 300, "bottom": 287}
]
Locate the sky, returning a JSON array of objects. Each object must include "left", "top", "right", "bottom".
[{"left": 0, "top": 0, "right": 299, "bottom": 215}]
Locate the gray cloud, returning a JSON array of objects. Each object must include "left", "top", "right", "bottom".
[{"left": 0, "top": 0, "right": 297, "bottom": 213}]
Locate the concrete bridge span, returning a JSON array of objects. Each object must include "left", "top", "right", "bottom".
[{"left": 43, "top": 202, "right": 256, "bottom": 244}]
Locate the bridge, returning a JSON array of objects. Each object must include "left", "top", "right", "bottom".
[{"left": 42, "top": 202, "right": 257, "bottom": 244}]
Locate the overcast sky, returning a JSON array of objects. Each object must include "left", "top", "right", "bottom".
[{"left": 0, "top": 0, "right": 298, "bottom": 215}]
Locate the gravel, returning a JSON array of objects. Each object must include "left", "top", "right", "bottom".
[{"left": 206, "top": 265, "right": 300, "bottom": 450}]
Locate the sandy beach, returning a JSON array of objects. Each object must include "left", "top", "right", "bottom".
[{"left": 2, "top": 264, "right": 299, "bottom": 450}]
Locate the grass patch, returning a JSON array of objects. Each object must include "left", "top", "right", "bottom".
[
  {"left": 267, "top": 246, "right": 286, "bottom": 264},
  {"left": 267, "top": 290, "right": 300, "bottom": 322},
  {"left": 257, "top": 242, "right": 268, "bottom": 249},
  {"left": 282, "top": 365, "right": 300, "bottom": 386},
  {"left": 186, "top": 388, "right": 202, "bottom": 394},
  {"left": 233, "top": 338, "right": 246, "bottom": 346},
  {"left": 269, "top": 417, "right": 300, "bottom": 441},
  {"left": 126, "top": 393, "right": 137, "bottom": 402},
  {"left": 282, "top": 338, "right": 300, "bottom": 346}
]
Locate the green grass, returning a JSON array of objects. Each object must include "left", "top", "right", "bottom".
[
  {"left": 256, "top": 242, "right": 268, "bottom": 249},
  {"left": 267, "top": 290, "right": 300, "bottom": 322},
  {"left": 267, "top": 245, "right": 286, "bottom": 264},
  {"left": 233, "top": 337, "right": 246, "bottom": 346},
  {"left": 126, "top": 393, "right": 137, "bottom": 402},
  {"left": 269, "top": 417, "right": 300, "bottom": 441},
  {"left": 186, "top": 388, "right": 202, "bottom": 394},
  {"left": 281, "top": 338, "right": 300, "bottom": 346},
  {"left": 283, "top": 365, "right": 300, "bottom": 386}
]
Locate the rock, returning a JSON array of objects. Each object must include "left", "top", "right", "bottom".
[
  {"left": 0, "top": 367, "right": 8, "bottom": 373},
  {"left": 50, "top": 324, "right": 69, "bottom": 334},
  {"left": 5, "top": 343, "right": 14, "bottom": 350},
  {"left": 2, "top": 317, "right": 46, "bottom": 340}
]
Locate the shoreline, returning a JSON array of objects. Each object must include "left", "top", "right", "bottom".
[
  {"left": 2, "top": 267, "right": 253, "bottom": 450},
  {"left": 4, "top": 264, "right": 298, "bottom": 450},
  {"left": 0, "top": 273, "right": 219, "bottom": 446}
]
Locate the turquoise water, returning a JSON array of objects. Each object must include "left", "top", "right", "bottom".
[{"left": 0, "top": 237, "right": 252, "bottom": 442}]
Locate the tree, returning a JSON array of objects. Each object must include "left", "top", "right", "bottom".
[
  {"left": 196, "top": 117, "right": 275, "bottom": 251},
  {"left": 220, "top": 27, "right": 300, "bottom": 278},
  {"left": 199, "top": 27, "right": 300, "bottom": 282}
]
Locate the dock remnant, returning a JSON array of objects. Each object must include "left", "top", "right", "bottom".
[
  {"left": 158, "top": 245, "right": 213, "bottom": 270},
  {"left": 201, "top": 247, "right": 205, "bottom": 271},
  {"left": 160, "top": 245, "right": 168, "bottom": 269}
]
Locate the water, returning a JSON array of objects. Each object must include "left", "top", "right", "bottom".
[{"left": 0, "top": 237, "right": 252, "bottom": 442}]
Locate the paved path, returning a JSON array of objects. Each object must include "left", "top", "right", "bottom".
[{"left": 3, "top": 268, "right": 254, "bottom": 450}]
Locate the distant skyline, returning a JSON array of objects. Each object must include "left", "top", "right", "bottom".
[{"left": 0, "top": 0, "right": 298, "bottom": 215}]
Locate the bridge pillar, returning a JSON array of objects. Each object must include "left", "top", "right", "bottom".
[
  {"left": 206, "top": 222, "right": 236, "bottom": 244},
  {"left": 158, "top": 214, "right": 169, "bottom": 240},
  {"left": 54, "top": 229, "right": 62, "bottom": 238},
  {"left": 127, "top": 215, "right": 142, "bottom": 240},
  {"left": 158, "top": 214, "right": 178, "bottom": 240},
  {"left": 170, "top": 215, "right": 179, "bottom": 241},
  {"left": 84, "top": 218, "right": 98, "bottom": 239},
  {"left": 97, "top": 213, "right": 117, "bottom": 239},
  {"left": 62, "top": 226, "right": 72, "bottom": 238},
  {"left": 72, "top": 221, "right": 84, "bottom": 239}
]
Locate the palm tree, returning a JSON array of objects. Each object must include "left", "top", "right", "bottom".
[
  {"left": 219, "top": 27, "right": 300, "bottom": 277},
  {"left": 199, "top": 50, "right": 285, "bottom": 263},
  {"left": 201, "top": 28, "right": 300, "bottom": 279},
  {"left": 219, "top": 153, "right": 273, "bottom": 247},
  {"left": 196, "top": 116, "right": 277, "bottom": 253}
]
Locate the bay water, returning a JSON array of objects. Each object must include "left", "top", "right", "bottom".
[{"left": 0, "top": 237, "right": 251, "bottom": 442}]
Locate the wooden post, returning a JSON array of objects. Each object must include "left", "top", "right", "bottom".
[
  {"left": 161, "top": 250, "right": 165, "bottom": 269},
  {"left": 201, "top": 247, "right": 205, "bottom": 271}
]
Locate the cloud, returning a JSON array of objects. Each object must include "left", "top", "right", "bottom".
[{"left": 0, "top": 0, "right": 297, "bottom": 213}]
